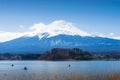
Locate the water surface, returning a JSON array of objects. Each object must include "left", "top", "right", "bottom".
[{"left": 0, "top": 61, "right": 120, "bottom": 80}]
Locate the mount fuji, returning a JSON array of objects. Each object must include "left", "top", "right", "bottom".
[{"left": 0, "top": 20, "right": 120, "bottom": 54}]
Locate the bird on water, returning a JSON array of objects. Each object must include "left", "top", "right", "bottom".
[
  {"left": 11, "top": 64, "right": 14, "bottom": 67},
  {"left": 69, "top": 64, "right": 71, "bottom": 67},
  {"left": 24, "top": 67, "right": 27, "bottom": 70}
]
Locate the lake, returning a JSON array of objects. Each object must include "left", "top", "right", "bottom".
[{"left": 0, "top": 61, "right": 120, "bottom": 80}]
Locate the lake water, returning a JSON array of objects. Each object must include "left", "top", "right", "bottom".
[{"left": 0, "top": 61, "right": 120, "bottom": 80}]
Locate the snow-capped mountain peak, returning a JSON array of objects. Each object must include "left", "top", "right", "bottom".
[
  {"left": 26, "top": 20, "right": 91, "bottom": 38},
  {"left": 0, "top": 20, "right": 120, "bottom": 53}
]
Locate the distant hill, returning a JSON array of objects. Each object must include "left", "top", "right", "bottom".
[
  {"left": 39, "top": 48, "right": 94, "bottom": 60},
  {"left": 0, "top": 48, "right": 120, "bottom": 60}
]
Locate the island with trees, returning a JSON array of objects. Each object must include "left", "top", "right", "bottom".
[{"left": 0, "top": 48, "right": 119, "bottom": 60}]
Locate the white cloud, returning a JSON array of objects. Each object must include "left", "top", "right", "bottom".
[
  {"left": 0, "top": 20, "right": 91, "bottom": 42},
  {"left": 108, "top": 32, "right": 120, "bottom": 40},
  {"left": 0, "top": 31, "right": 25, "bottom": 42},
  {"left": 0, "top": 20, "right": 120, "bottom": 42},
  {"left": 94, "top": 32, "right": 106, "bottom": 37},
  {"left": 27, "top": 20, "right": 91, "bottom": 38},
  {"left": 109, "top": 36, "right": 120, "bottom": 40},
  {"left": 109, "top": 32, "right": 115, "bottom": 36},
  {"left": 19, "top": 25, "right": 24, "bottom": 29},
  {"left": 94, "top": 32, "right": 120, "bottom": 40},
  {"left": 98, "top": 33, "right": 106, "bottom": 37}
]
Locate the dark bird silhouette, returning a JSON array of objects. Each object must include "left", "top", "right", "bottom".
[
  {"left": 69, "top": 64, "right": 71, "bottom": 67},
  {"left": 24, "top": 67, "right": 27, "bottom": 70},
  {"left": 11, "top": 64, "right": 14, "bottom": 67}
]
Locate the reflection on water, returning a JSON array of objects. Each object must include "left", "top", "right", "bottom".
[{"left": 0, "top": 61, "right": 120, "bottom": 80}]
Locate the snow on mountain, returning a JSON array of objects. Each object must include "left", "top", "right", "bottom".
[
  {"left": 26, "top": 20, "right": 91, "bottom": 38},
  {"left": 0, "top": 34, "right": 120, "bottom": 53},
  {"left": 0, "top": 20, "right": 120, "bottom": 53},
  {"left": 0, "top": 20, "right": 120, "bottom": 43}
]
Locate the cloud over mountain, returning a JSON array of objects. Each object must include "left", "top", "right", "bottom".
[
  {"left": 0, "top": 31, "right": 25, "bottom": 42},
  {"left": 27, "top": 20, "right": 91, "bottom": 38},
  {"left": 0, "top": 20, "right": 119, "bottom": 42}
]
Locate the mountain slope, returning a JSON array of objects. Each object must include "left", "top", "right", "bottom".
[
  {"left": 0, "top": 34, "right": 120, "bottom": 53},
  {"left": 0, "top": 20, "right": 120, "bottom": 54}
]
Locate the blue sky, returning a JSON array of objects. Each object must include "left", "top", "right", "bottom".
[{"left": 0, "top": 0, "right": 120, "bottom": 36}]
